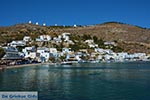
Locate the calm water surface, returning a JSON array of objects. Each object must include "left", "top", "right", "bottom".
[{"left": 0, "top": 62, "right": 150, "bottom": 100}]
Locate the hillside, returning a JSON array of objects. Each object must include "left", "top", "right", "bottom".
[{"left": 0, "top": 22, "right": 150, "bottom": 53}]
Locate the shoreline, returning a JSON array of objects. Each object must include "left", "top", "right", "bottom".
[
  {"left": 1, "top": 60, "right": 150, "bottom": 70},
  {"left": 0, "top": 63, "right": 52, "bottom": 70}
]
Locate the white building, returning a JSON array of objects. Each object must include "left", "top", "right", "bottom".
[
  {"left": 115, "top": 52, "right": 129, "bottom": 61},
  {"left": 85, "top": 40, "right": 98, "bottom": 48},
  {"left": 37, "top": 47, "right": 49, "bottom": 53},
  {"left": 95, "top": 48, "right": 104, "bottom": 53},
  {"left": 28, "top": 21, "right": 32, "bottom": 24},
  {"left": 62, "top": 48, "right": 72, "bottom": 54},
  {"left": 36, "top": 35, "right": 51, "bottom": 42},
  {"left": 62, "top": 33, "right": 71, "bottom": 38},
  {"left": 49, "top": 48, "right": 58, "bottom": 57},
  {"left": 127, "top": 53, "right": 146, "bottom": 59},
  {"left": 62, "top": 33, "right": 71, "bottom": 41},
  {"left": 36, "top": 22, "right": 39, "bottom": 25},
  {"left": 104, "top": 41, "right": 116, "bottom": 46},
  {"left": 43, "top": 23, "right": 46, "bottom": 26},
  {"left": 37, "top": 47, "right": 50, "bottom": 62},
  {"left": 23, "top": 36, "right": 32, "bottom": 42},
  {"left": 2, "top": 47, "right": 22, "bottom": 60},
  {"left": 9, "top": 41, "right": 26, "bottom": 47},
  {"left": 53, "top": 37, "right": 62, "bottom": 43},
  {"left": 26, "top": 52, "right": 36, "bottom": 59},
  {"left": 68, "top": 40, "right": 74, "bottom": 44},
  {"left": 89, "top": 44, "right": 98, "bottom": 48},
  {"left": 85, "top": 40, "right": 94, "bottom": 44},
  {"left": 103, "top": 49, "right": 114, "bottom": 54},
  {"left": 22, "top": 46, "right": 35, "bottom": 58},
  {"left": 104, "top": 54, "right": 115, "bottom": 61},
  {"left": 58, "top": 35, "right": 62, "bottom": 39},
  {"left": 95, "top": 48, "right": 113, "bottom": 54},
  {"left": 49, "top": 48, "right": 57, "bottom": 53},
  {"left": 75, "top": 55, "right": 82, "bottom": 61}
]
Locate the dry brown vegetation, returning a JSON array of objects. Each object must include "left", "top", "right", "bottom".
[{"left": 0, "top": 22, "right": 150, "bottom": 53}]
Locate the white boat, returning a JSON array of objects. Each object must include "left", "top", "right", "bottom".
[{"left": 61, "top": 61, "right": 73, "bottom": 65}]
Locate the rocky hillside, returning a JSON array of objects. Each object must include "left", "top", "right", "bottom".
[{"left": 0, "top": 22, "right": 150, "bottom": 53}]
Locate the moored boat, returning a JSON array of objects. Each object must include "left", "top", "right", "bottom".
[{"left": 61, "top": 61, "right": 73, "bottom": 65}]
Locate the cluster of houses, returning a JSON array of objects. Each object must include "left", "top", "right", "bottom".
[{"left": 1, "top": 32, "right": 150, "bottom": 65}]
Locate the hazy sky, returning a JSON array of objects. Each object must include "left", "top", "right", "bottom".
[{"left": 0, "top": 0, "right": 149, "bottom": 27}]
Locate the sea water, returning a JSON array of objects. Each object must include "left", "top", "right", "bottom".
[{"left": 0, "top": 62, "right": 150, "bottom": 100}]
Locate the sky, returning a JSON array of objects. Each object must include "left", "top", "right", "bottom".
[{"left": 0, "top": 0, "right": 150, "bottom": 28}]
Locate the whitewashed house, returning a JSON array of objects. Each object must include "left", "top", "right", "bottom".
[
  {"left": 62, "top": 33, "right": 70, "bottom": 38},
  {"left": 116, "top": 52, "right": 129, "bottom": 61},
  {"left": 85, "top": 40, "right": 98, "bottom": 48},
  {"left": 127, "top": 53, "right": 146, "bottom": 60},
  {"left": 36, "top": 22, "right": 39, "bottom": 25},
  {"left": 64, "top": 36, "right": 69, "bottom": 42},
  {"left": 37, "top": 47, "right": 50, "bottom": 62},
  {"left": 49, "top": 48, "right": 57, "bottom": 53},
  {"left": 37, "top": 47, "right": 49, "bottom": 53},
  {"left": 58, "top": 35, "right": 62, "bottom": 39},
  {"left": 53, "top": 37, "right": 62, "bottom": 43},
  {"left": 97, "top": 55, "right": 103, "bottom": 60},
  {"left": 103, "top": 49, "right": 114, "bottom": 54},
  {"left": 43, "top": 23, "right": 46, "bottom": 26},
  {"left": 9, "top": 41, "right": 26, "bottom": 47},
  {"left": 62, "top": 33, "right": 71, "bottom": 41},
  {"left": 26, "top": 52, "right": 36, "bottom": 59},
  {"left": 85, "top": 40, "right": 94, "bottom": 44},
  {"left": 134, "top": 53, "right": 146, "bottom": 59},
  {"left": 75, "top": 55, "right": 82, "bottom": 61},
  {"left": 95, "top": 48, "right": 104, "bottom": 53},
  {"left": 36, "top": 35, "right": 51, "bottom": 42},
  {"left": 104, "top": 54, "right": 115, "bottom": 61},
  {"left": 62, "top": 48, "right": 72, "bottom": 54},
  {"left": 104, "top": 41, "right": 116, "bottom": 46},
  {"left": 23, "top": 36, "right": 32, "bottom": 42},
  {"left": 22, "top": 46, "right": 36, "bottom": 58},
  {"left": 2, "top": 47, "right": 22, "bottom": 60},
  {"left": 95, "top": 48, "right": 113, "bottom": 54},
  {"left": 49, "top": 48, "right": 58, "bottom": 57},
  {"left": 89, "top": 44, "right": 98, "bottom": 48}
]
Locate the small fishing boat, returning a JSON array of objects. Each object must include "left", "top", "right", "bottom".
[{"left": 61, "top": 61, "right": 73, "bottom": 65}]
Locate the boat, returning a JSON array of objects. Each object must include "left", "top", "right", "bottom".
[{"left": 61, "top": 61, "right": 73, "bottom": 65}]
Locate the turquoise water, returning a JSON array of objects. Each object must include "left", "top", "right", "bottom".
[{"left": 0, "top": 62, "right": 150, "bottom": 100}]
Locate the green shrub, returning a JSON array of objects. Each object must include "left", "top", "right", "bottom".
[{"left": 0, "top": 48, "right": 5, "bottom": 59}]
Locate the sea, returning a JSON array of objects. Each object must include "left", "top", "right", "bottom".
[{"left": 0, "top": 62, "right": 150, "bottom": 100}]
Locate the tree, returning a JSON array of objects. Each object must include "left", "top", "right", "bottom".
[
  {"left": 0, "top": 48, "right": 5, "bottom": 59},
  {"left": 17, "top": 46, "right": 26, "bottom": 52},
  {"left": 69, "top": 44, "right": 80, "bottom": 52},
  {"left": 111, "top": 46, "right": 124, "bottom": 52},
  {"left": 49, "top": 57, "right": 55, "bottom": 63},
  {"left": 60, "top": 55, "right": 66, "bottom": 61},
  {"left": 82, "top": 34, "right": 92, "bottom": 40},
  {"left": 80, "top": 55, "right": 90, "bottom": 61},
  {"left": 97, "top": 39, "right": 105, "bottom": 48},
  {"left": 93, "top": 36, "right": 98, "bottom": 43}
]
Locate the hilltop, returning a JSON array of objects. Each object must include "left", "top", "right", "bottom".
[{"left": 0, "top": 22, "right": 150, "bottom": 53}]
